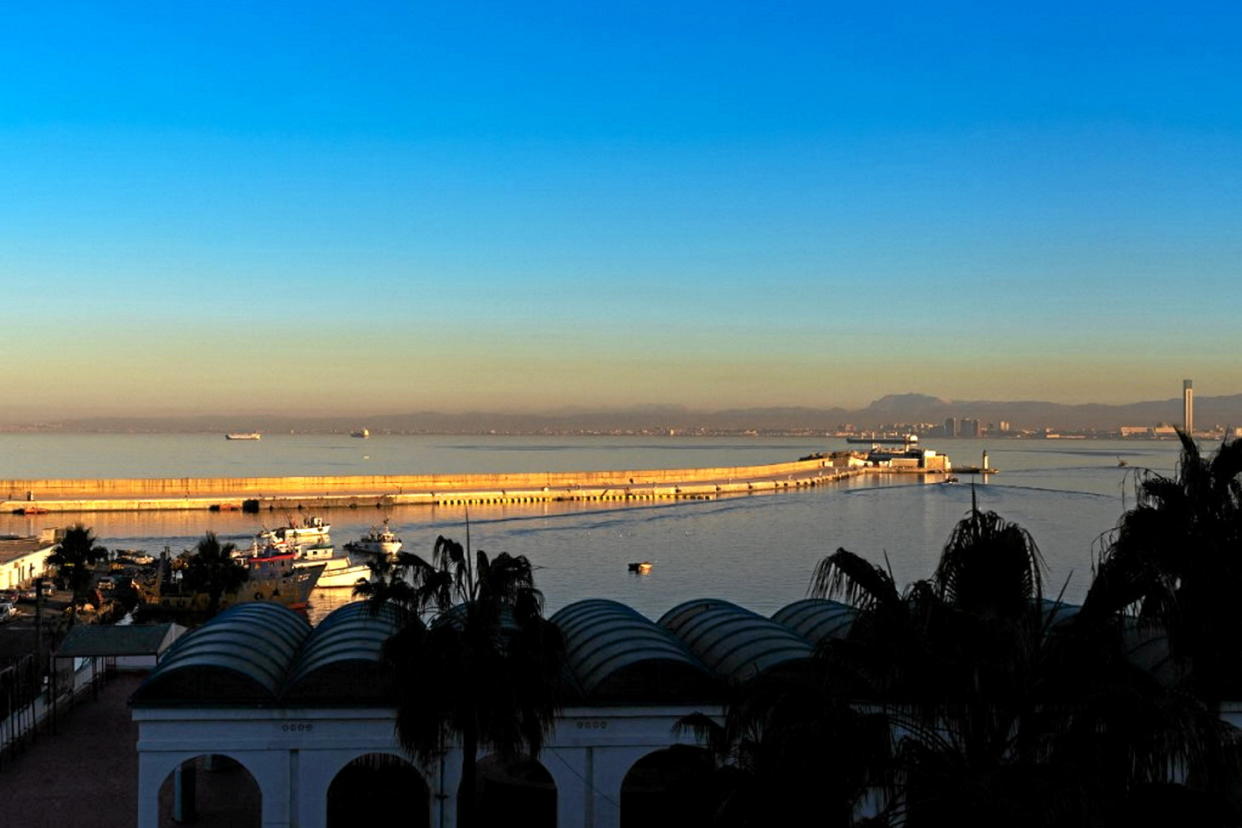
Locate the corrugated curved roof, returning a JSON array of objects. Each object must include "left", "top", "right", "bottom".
[
  {"left": 1039, "top": 599, "right": 1082, "bottom": 630},
  {"left": 1122, "top": 617, "right": 1180, "bottom": 686},
  {"left": 551, "top": 599, "right": 718, "bottom": 701},
  {"left": 284, "top": 602, "right": 407, "bottom": 702},
  {"left": 659, "top": 598, "right": 813, "bottom": 683},
  {"left": 133, "top": 603, "right": 311, "bottom": 704},
  {"left": 771, "top": 599, "right": 857, "bottom": 645}
]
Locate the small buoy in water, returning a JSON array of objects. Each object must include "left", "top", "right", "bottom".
[{"left": 627, "top": 561, "right": 653, "bottom": 574}]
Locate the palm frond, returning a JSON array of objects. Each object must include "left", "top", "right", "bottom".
[{"left": 809, "top": 548, "right": 900, "bottom": 610}]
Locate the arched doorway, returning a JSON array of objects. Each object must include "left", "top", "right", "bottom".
[
  {"left": 470, "top": 755, "right": 557, "bottom": 828},
  {"left": 621, "top": 746, "right": 715, "bottom": 828},
  {"left": 327, "top": 753, "right": 430, "bottom": 828},
  {"left": 158, "top": 754, "right": 260, "bottom": 827}
]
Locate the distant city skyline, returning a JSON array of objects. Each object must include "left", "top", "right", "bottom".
[
  {"left": 2, "top": 3, "right": 1239, "bottom": 418},
  {"left": 7, "top": 388, "right": 1242, "bottom": 435}
]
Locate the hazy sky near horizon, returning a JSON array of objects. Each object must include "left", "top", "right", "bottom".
[{"left": 2, "top": 2, "right": 1240, "bottom": 418}]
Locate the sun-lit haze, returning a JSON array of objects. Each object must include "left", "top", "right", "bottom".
[{"left": 2, "top": 2, "right": 1239, "bottom": 418}]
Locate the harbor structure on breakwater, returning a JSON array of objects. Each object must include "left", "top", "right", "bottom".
[{"left": 2, "top": 450, "right": 957, "bottom": 514}]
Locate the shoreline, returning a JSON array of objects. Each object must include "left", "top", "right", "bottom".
[{"left": 1, "top": 458, "right": 956, "bottom": 514}]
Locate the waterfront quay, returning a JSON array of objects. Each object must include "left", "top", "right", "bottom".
[{"left": 1, "top": 452, "right": 953, "bottom": 514}]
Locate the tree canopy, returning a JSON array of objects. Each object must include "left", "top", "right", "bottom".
[
  {"left": 688, "top": 497, "right": 1239, "bottom": 827},
  {"left": 179, "top": 532, "right": 248, "bottom": 617},
  {"left": 357, "top": 535, "right": 566, "bottom": 828},
  {"left": 48, "top": 523, "right": 108, "bottom": 621}
]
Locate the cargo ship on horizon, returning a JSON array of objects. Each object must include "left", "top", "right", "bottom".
[{"left": 846, "top": 434, "right": 919, "bottom": 445}]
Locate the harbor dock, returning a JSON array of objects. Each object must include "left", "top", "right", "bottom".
[{"left": 0, "top": 455, "right": 959, "bottom": 514}]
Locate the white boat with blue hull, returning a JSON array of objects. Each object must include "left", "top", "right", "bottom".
[{"left": 289, "top": 541, "right": 374, "bottom": 589}]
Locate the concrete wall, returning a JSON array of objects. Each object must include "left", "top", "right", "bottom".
[{"left": 2, "top": 458, "right": 830, "bottom": 500}]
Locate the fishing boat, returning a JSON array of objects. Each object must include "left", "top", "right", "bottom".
[
  {"left": 627, "top": 561, "right": 654, "bottom": 574},
  {"left": 345, "top": 521, "right": 403, "bottom": 558},
  {"left": 289, "top": 542, "right": 374, "bottom": 589},
  {"left": 258, "top": 516, "right": 331, "bottom": 545},
  {"left": 138, "top": 553, "right": 325, "bottom": 613},
  {"left": 225, "top": 433, "right": 262, "bottom": 440},
  {"left": 351, "top": 428, "right": 370, "bottom": 438}
]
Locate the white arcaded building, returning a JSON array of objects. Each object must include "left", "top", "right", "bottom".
[
  {"left": 130, "top": 597, "right": 856, "bottom": 828},
  {"left": 132, "top": 596, "right": 1172, "bottom": 827}
]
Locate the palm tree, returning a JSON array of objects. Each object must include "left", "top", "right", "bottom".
[
  {"left": 47, "top": 524, "right": 108, "bottom": 624},
  {"left": 1087, "top": 431, "right": 1242, "bottom": 705},
  {"left": 357, "top": 535, "right": 566, "bottom": 828},
  {"left": 676, "top": 670, "right": 892, "bottom": 827},
  {"left": 180, "top": 532, "right": 248, "bottom": 616},
  {"left": 809, "top": 505, "right": 1232, "bottom": 827}
]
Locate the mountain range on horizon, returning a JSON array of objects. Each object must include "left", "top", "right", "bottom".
[{"left": 5, "top": 391, "right": 1238, "bottom": 434}]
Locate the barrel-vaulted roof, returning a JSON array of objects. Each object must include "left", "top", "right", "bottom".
[
  {"left": 284, "top": 601, "right": 407, "bottom": 702},
  {"left": 132, "top": 602, "right": 311, "bottom": 704},
  {"left": 771, "top": 599, "right": 857, "bottom": 645},
  {"left": 134, "top": 596, "right": 1179, "bottom": 709},
  {"left": 659, "top": 598, "right": 813, "bottom": 683},
  {"left": 133, "top": 602, "right": 407, "bottom": 706},
  {"left": 551, "top": 599, "right": 720, "bottom": 702},
  {"left": 1122, "top": 616, "right": 1180, "bottom": 686}
]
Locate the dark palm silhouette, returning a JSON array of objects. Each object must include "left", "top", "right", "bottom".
[
  {"left": 180, "top": 532, "right": 248, "bottom": 616},
  {"left": 1088, "top": 431, "right": 1242, "bottom": 705},
  {"left": 357, "top": 535, "right": 565, "bottom": 828},
  {"left": 47, "top": 524, "right": 108, "bottom": 624},
  {"left": 796, "top": 505, "right": 1232, "bottom": 827},
  {"left": 677, "top": 672, "right": 891, "bottom": 827}
]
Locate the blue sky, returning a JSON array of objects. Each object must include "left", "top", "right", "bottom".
[{"left": 1, "top": 2, "right": 1239, "bottom": 417}]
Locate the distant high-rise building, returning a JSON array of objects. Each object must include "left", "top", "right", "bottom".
[
  {"left": 1184, "top": 379, "right": 1194, "bottom": 435},
  {"left": 944, "top": 417, "right": 958, "bottom": 437},
  {"left": 998, "top": 420, "right": 1011, "bottom": 433},
  {"left": 960, "top": 418, "right": 980, "bottom": 438}
]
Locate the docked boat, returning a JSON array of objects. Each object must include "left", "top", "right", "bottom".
[
  {"left": 350, "top": 428, "right": 370, "bottom": 438},
  {"left": 310, "top": 557, "right": 375, "bottom": 589},
  {"left": 258, "top": 516, "right": 331, "bottom": 545},
  {"left": 138, "top": 553, "right": 325, "bottom": 613},
  {"left": 345, "top": 522, "right": 403, "bottom": 558},
  {"left": 289, "top": 542, "right": 374, "bottom": 589},
  {"left": 225, "top": 433, "right": 262, "bottom": 440},
  {"left": 846, "top": 434, "right": 919, "bottom": 445}
]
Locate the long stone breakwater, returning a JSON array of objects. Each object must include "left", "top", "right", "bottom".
[{"left": 1, "top": 457, "right": 942, "bottom": 514}]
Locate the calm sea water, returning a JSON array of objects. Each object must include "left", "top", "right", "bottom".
[{"left": 0, "top": 435, "right": 1185, "bottom": 621}]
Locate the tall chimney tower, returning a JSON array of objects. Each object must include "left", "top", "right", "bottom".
[{"left": 1183, "top": 379, "right": 1194, "bottom": 436}]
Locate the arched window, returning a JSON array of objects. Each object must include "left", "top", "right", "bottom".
[
  {"left": 158, "top": 754, "right": 260, "bottom": 827},
  {"left": 470, "top": 755, "right": 557, "bottom": 828},
  {"left": 327, "top": 752, "right": 430, "bottom": 828},
  {"left": 621, "top": 747, "right": 715, "bottom": 828}
]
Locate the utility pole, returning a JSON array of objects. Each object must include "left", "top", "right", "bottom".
[{"left": 33, "top": 577, "right": 44, "bottom": 676}]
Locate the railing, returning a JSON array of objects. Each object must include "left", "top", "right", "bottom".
[{"left": 0, "top": 655, "right": 108, "bottom": 770}]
